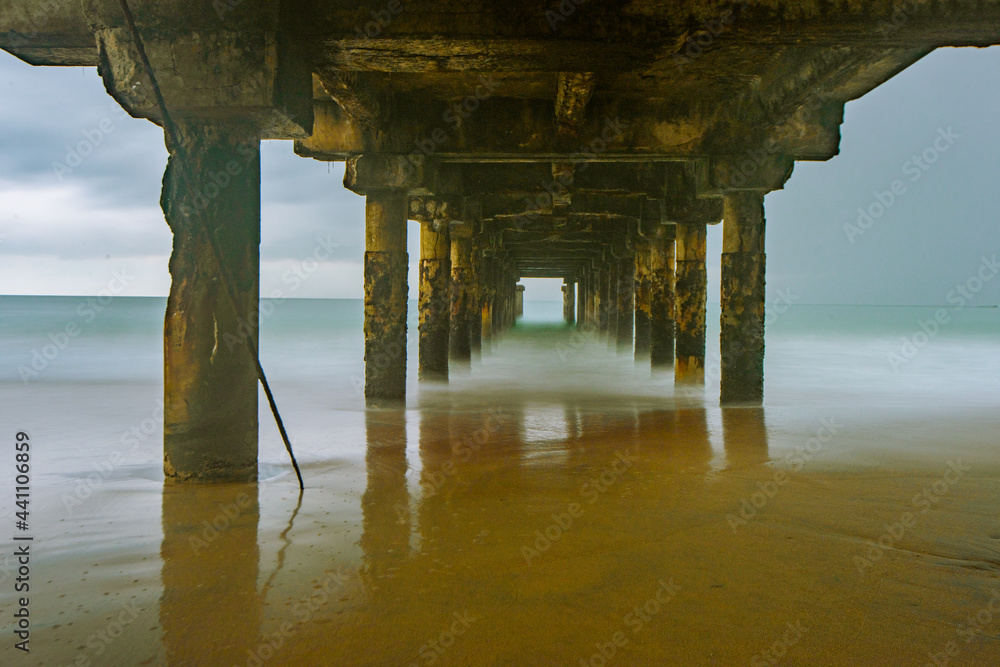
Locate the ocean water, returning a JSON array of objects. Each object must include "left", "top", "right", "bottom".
[{"left": 1, "top": 296, "right": 999, "bottom": 665}]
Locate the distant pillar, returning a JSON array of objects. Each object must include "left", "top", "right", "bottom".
[
  {"left": 480, "top": 255, "right": 494, "bottom": 355},
  {"left": 649, "top": 227, "right": 676, "bottom": 370},
  {"left": 563, "top": 281, "right": 575, "bottom": 325},
  {"left": 449, "top": 228, "right": 473, "bottom": 366},
  {"left": 364, "top": 191, "right": 409, "bottom": 402},
  {"left": 634, "top": 246, "right": 652, "bottom": 359},
  {"left": 576, "top": 274, "right": 586, "bottom": 330},
  {"left": 469, "top": 248, "right": 482, "bottom": 359},
  {"left": 606, "top": 257, "right": 619, "bottom": 346},
  {"left": 721, "top": 192, "right": 766, "bottom": 405},
  {"left": 675, "top": 222, "right": 708, "bottom": 385},
  {"left": 418, "top": 219, "right": 450, "bottom": 382},
  {"left": 616, "top": 255, "right": 634, "bottom": 353},
  {"left": 161, "top": 123, "right": 260, "bottom": 482},
  {"left": 596, "top": 266, "right": 609, "bottom": 338},
  {"left": 516, "top": 284, "right": 525, "bottom": 319}
]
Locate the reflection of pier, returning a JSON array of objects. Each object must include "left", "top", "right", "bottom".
[{"left": 4, "top": 1, "right": 998, "bottom": 478}]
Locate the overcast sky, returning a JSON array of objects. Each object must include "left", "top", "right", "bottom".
[{"left": 0, "top": 46, "right": 997, "bottom": 305}]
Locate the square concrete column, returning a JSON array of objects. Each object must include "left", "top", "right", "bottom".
[
  {"left": 721, "top": 192, "right": 766, "bottom": 405},
  {"left": 616, "top": 255, "right": 635, "bottom": 352},
  {"left": 418, "top": 220, "right": 450, "bottom": 382},
  {"left": 365, "top": 192, "right": 409, "bottom": 402},
  {"left": 576, "top": 273, "right": 587, "bottom": 330},
  {"left": 606, "top": 257, "right": 619, "bottom": 346},
  {"left": 649, "top": 228, "right": 676, "bottom": 370},
  {"left": 449, "top": 229, "right": 473, "bottom": 365},
  {"left": 479, "top": 254, "right": 494, "bottom": 355},
  {"left": 516, "top": 284, "right": 525, "bottom": 319},
  {"left": 563, "top": 280, "right": 576, "bottom": 325},
  {"left": 675, "top": 222, "right": 708, "bottom": 384},
  {"left": 469, "top": 247, "right": 483, "bottom": 359},
  {"left": 596, "top": 266, "right": 609, "bottom": 338},
  {"left": 161, "top": 123, "right": 260, "bottom": 482},
  {"left": 634, "top": 246, "right": 652, "bottom": 359}
]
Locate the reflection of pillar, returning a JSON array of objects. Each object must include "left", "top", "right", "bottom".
[
  {"left": 365, "top": 192, "right": 408, "bottom": 402},
  {"left": 516, "top": 284, "right": 525, "bottom": 319},
  {"left": 562, "top": 280, "right": 575, "bottom": 325},
  {"left": 721, "top": 193, "right": 766, "bottom": 405},
  {"left": 161, "top": 123, "right": 260, "bottom": 482},
  {"left": 161, "top": 483, "right": 261, "bottom": 663},
  {"left": 418, "top": 220, "right": 450, "bottom": 382},
  {"left": 675, "top": 222, "right": 707, "bottom": 385},
  {"left": 606, "top": 257, "right": 619, "bottom": 346},
  {"left": 649, "top": 227, "right": 676, "bottom": 370},
  {"left": 634, "top": 246, "right": 651, "bottom": 359},
  {"left": 722, "top": 407, "right": 769, "bottom": 467},
  {"left": 616, "top": 256, "right": 634, "bottom": 353},
  {"left": 449, "top": 229, "right": 472, "bottom": 365},
  {"left": 362, "top": 409, "right": 410, "bottom": 588}
]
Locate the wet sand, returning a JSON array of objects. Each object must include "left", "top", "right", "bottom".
[{"left": 2, "top": 323, "right": 1000, "bottom": 666}]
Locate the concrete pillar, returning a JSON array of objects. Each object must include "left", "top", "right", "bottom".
[
  {"left": 563, "top": 280, "right": 576, "bottom": 325},
  {"left": 469, "top": 248, "right": 482, "bottom": 359},
  {"left": 616, "top": 255, "right": 634, "bottom": 353},
  {"left": 721, "top": 192, "right": 766, "bottom": 405},
  {"left": 634, "top": 246, "right": 652, "bottom": 359},
  {"left": 596, "top": 266, "right": 609, "bottom": 338},
  {"left": 161, "top": 123, "right": 260, "bottom": 482},
  {"left": 606, "top": 257, "right": 619, "bottom": 346},
  {"left": 418, "top": 220, "right": 450, "bottom": 382},
  {"left": 516, "top": 284, "right": 525, "bottom": 319},
  {"left": 480, "top": 255, "right": 494, "bottom": 355},
  {"left": 449, "top": 229, "right": 473, "bottom": 365},
  {"left": 649, "top": 228, "right": 676, "bottom": 370},
  {"left": 364, "top": 191, "right": 409, "bottom": 402},
  {"left": 675, "top": 222, "right": 708, "bottom": 385},
  {"left": 576, "top": 274, "right": 586, "bottom": 330}
]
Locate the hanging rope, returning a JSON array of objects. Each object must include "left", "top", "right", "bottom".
[{"left": 116, "top": 0, "right": 304, "bottom": 491}]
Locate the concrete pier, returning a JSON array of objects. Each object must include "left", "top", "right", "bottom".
[
  {"left": 161, "top": 123, "right": 261, "bottom": 482},
  {"left": 562, "top": 281, "right": 575, "bottom": 325},
  {"left": 675, "top": 223, "right": 708, "bottom": 385},
  {"left": 449, "top": 228, "right": 473, "bottom": 366},
  {"left": 649, "top": 228, "right": 676, "bottom": 370},
  {"left": 634, "top": 246, "right": 652, "bottom": 359},
  {"left": 616, "top": 256, "right": 634, "bottom": 353},
  {"left": 418, "top": 219, "right": 451, "bottom": 382},
  {"left": 721, "top": 193, "right": 767, "bottom": 405},
  {"left": 364, "top": 192, "right": 409, "bottom": 402}
]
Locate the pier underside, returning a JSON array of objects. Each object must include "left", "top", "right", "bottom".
[{"left": 3, "top": 0, "right": 999, "bottom": 478}]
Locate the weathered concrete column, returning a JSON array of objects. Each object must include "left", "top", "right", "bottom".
[
  {"left": 576, "top": 274, "right": 586, "bottom": 330},
  {"left": 418, "top": 220, "right": 450, "bottom": 382},
  {"left": 595, "top": 266, "right": 608, "bottom": 337},
  {"left": 649, "top": 227, "right": 676, "bottom": 370},
  {"left": 675, "top": 222, "right": 708, "bottom": 385},
  {"left": 516, "top": 284, "right": 525, "bottom": 319},
  {"left": 563, "top": 281, "right": 576, "bottom": 325},
  {"left": 161, "top": 123, "right": 260, "bottom": 482},
  {"left": 479, "top": 254, "right": 494, "bottom": 355},
  {"left": 606, "top": 257, "right": 619, "bottom": 346},
  {"left": 721, "top": 192, "right": 766, "bottom": 405},
  {"left": 365, "top": 192, "right": 409, "bottom": 402},
  {"left": 449, "top": 228, "right": 473, "bottom": 365},
  {"left": 616, "top": 255, "right": 634, "bottom": 353},
  {"left": 634, "top": 246, "right": 652, "bottom": 359},
  {"left": 469, "top": 247, "right": 483, "bottom": 359}
]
